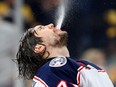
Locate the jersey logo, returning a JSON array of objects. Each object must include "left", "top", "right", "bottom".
[{"left": 49, "top": 57, "right": 67, "bottom": 67}]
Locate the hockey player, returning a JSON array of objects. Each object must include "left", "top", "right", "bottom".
[{"left": 16, "top": 24, "right": 114, "bottom": 87}]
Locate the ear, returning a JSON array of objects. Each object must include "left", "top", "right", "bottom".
[{"left": 34, "top": 44, "right": 45, "bottom": 54}]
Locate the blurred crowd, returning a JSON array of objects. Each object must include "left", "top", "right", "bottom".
[{"left": 0, "top": 0, "right": 116, "bottom": 87}]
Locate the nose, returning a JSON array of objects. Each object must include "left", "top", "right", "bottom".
[{"left": 47, "top": 23, "right": 54, "bottom": 29}]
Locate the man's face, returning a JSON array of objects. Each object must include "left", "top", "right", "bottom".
[{"left": 33, "top": 24, "right": 68, "bottom": 47}]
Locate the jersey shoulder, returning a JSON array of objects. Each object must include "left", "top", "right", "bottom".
[
  {"left": 34, "top": 57, "right": 80, "bottom": 85},
  {"left": 77, "top": 59, "right": 103, "bottom": 70},
  {"left": 35, "top": 57, "right": 81, "bottom": 79}
]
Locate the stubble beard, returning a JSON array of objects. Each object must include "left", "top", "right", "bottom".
[{"left": 52, "top": 31, "right": 68, "bottom": 47}]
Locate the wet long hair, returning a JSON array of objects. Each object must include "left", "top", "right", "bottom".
[{"left": 16, "top": 28, "right": 47, "bottom": 79}]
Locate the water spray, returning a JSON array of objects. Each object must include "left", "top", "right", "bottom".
[{"left": 55, "top": 0, "right": 69, "bottom": 29}]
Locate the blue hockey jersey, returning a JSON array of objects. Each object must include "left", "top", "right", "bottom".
[{"left": 32, "top": 56, "right": 114, "bottom": 87}]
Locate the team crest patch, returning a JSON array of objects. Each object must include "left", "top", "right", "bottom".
[{"left": 49, "top": 57, "right": 67, "bottom": 67}]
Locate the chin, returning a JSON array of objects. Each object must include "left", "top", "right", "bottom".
[{"left": 57, "top": 31, "right": 68, "bottom": 47}]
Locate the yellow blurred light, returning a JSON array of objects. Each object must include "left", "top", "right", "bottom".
[
  {"left": 106, "top": 27, "right": 116, "bottom": 38},
  {"left": 0, "top": 2, "right": 10, "bottom": 16},
  {"left": 22, "top": 5, "right": 34, "bottom": 22},
  {"left": 105, "top": 10, "right": 116, "bottom": 25}
]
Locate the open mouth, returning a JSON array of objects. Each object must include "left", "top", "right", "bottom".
[{"left": 53, "top": 28, "right": 61, "bottom": 33}]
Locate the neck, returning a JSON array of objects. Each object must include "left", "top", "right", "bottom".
[{"left": 45, "top": 46, "right": 70, "bottom": 59}]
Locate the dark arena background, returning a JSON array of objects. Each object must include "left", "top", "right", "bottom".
[{"left": 0, "top": 0, "right": 116, "bottom": 87}]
